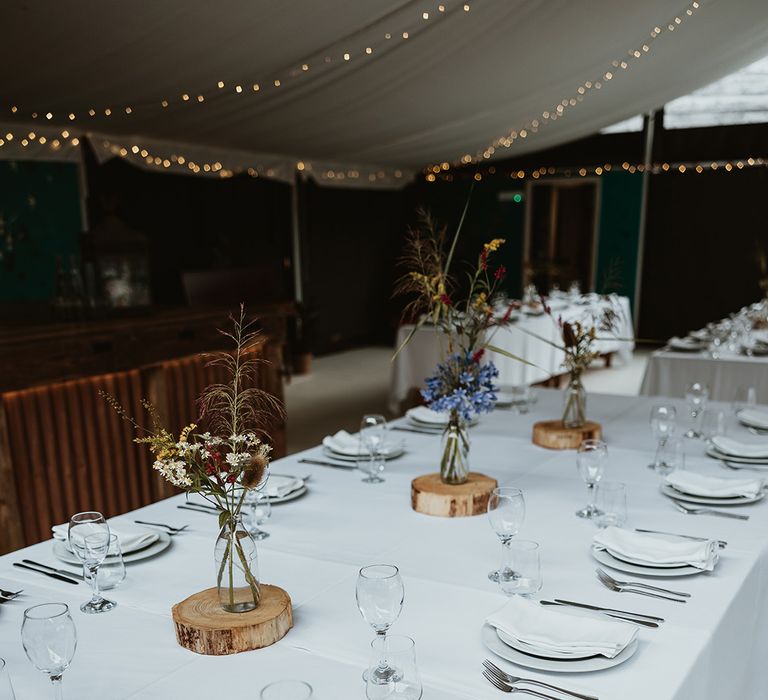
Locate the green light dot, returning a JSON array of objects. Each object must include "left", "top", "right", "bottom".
[{"left": 513, "top": 193, "right": 522, "bottom": 203}]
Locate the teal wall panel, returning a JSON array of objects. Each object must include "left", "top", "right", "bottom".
[
  {"left": 595, "top": 171, "right": 643, "bottom": 312},
  {"left": 0, "top": 160, "right": 82, "bottom": 301}
]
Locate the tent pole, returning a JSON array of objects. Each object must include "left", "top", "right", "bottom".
[
  {"left": 290, "top": 172, "right": 304, "bottom": 307},
  {"left": 633, "top": 109, "right": 655, "bottom": 333}
]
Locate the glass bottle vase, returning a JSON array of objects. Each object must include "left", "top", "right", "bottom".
[
  {"left": 562, "top": 372, "right": 587, "bottom": 429},
  {"left": 440, "top": 414, "right": 470, "bottom": 485},
  {"left": 214, "top": 514, "right": 260, "bottom": 613}
]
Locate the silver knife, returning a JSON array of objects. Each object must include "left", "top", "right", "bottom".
[
  {"left": 551, "top": 598, "right": 665, "bottom": 622},
  {"left": 390, "top": 426, "right": 439, "bottom": 435},
  {"left": 177, "top": 504, "right": 218, "bottom": 515},
  {"left": 298, "top": 458, "right": 353, "bottom": 469},
  {"left": 22, "top": 559, "right": 84, "bottom": 581},
  {"left": 635, "top": 528, "right": 727, "bottom": 548},
  {"left": 540, "top": 601, "right": 659, "bottom": 628}
]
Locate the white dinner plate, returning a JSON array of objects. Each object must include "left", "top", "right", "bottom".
[
  {"left": 481, "top": 624, "right": 638, "bottom": 673},
  {"left": 592, "top": 546, "right": 707, "bottom": 578},
  {"left": 496, "top": 630, "right": 596, "bottom": 661},
  {"left": 321, "top": 445, "right": 405, "bottom": 462},
  {"left": 661, "top": 483, "right": 764, "bottom": 507},
  {"left": 706, "top": 446, "right": 768, "bottom": 466},
  {"left": 269, "top": 484, "right": 308, "bottom": 504},
  {"left": 53, "top": 530, "right": 172, "bottom": 565}
]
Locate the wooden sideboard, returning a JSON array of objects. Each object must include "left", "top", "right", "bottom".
[{"left": 0, "top": 305, "right": 294, "bottom": 553}]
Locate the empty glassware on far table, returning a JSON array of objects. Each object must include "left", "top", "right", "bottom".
[
  {"left": 487, "top": 487, "right": 525, "bottom": 583},
  {"left": 68, "top": 512, "right": 116, "bottom": 614},
  {"left": 244, "top": 491, "right": 272, "bottom": 540},
  {"left": 649, "top": 404, "right": 676, "bottom": 471},
  {"left": 684, "top": 382, "right": 709, "bottom": 438},
  {"left": 576, "top": 439, "right": 607, "bottom": 518},
  {"left": 260, "top": 680, "right": 313, "bottom": 700},
  {"left": 359, "top": 414, "right": 388, "bottom": 484}
]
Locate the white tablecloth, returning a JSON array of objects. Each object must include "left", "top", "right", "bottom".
[
  {"left": 389, "top": 296, "right": 634, "bottom": 413},
  {"left": 1, "top": 390, "right": 766, "bottom": 700},
  {"left": 640, "top": 349, "right": 768, "bottom": 403}
]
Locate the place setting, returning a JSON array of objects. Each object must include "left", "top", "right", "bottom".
[{"left": 706, "top": 434, "right": 768, "bottom": 469}]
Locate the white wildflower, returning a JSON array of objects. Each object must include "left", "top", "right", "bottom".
[{"left": 225, "top": 452, "right": 251, "bottom": 468}]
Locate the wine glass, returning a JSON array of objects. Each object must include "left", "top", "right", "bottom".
[
  {"left": 0, "top": 659, "right": 16, "bottom": 700},
  {"left": 244, "top": 491, "right": 272, "bottom": 540},
  {"left": 684, "top": 382, "right": 709, "bottom": 438},
  {"left": 575, "top": 439, "right": 607, "bottom": 518},
  {"left": 487, "top": 487, "right": 525, "bottom": 582},
  {"left": 359, "top": 415, "right": 388, "bottom": 484},
  {"left": 260, "top": 680, "right": 313, "bottom": 699},
  {"left": 68, "top": 512, "right": 116, "bottom": 614},
  {"left": 648, "top": 404, "right": 676, "bottom": 470},
  {"left": 366, "top": 636, "right": 423, "bottom": 700},
  {"left": 356, "top": 565, "right": 404, "bottom": 683},
  {"left": 21, "top": 603, "right": 77, "bottom": 700}
]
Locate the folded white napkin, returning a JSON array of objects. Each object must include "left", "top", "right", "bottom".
[
  {"left": 668, "top": 336, "right": 704, "bottom": 350},
  {"left": 52, "top": 523, "right": 157, "bottom": 554},
  {"left": 486, "top": 596, "right": 636, "bottom": 659},
  {"left": 264, "top": 475, "right": 303, "bottom": 498},
  {"left": 593, "top": 526, "right": 718, "bottom": 571},
  {"left": 666, "top": 471, "right": 763, "bottom": 499},
  {"left": 737, "top": 408, "right": 768, "bottom": 430},
  {"left": 711, "top": 436, "right": 768, "bottom": 459},
  {"left": 406, "top": 406, "right": 449, "bottom": 425},
  {"left": 321, "top": 430, "right": 400, "bottom": 456}
]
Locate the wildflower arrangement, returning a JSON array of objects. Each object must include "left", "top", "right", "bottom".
[
  {"left": 531, "top": 293, "right": 623, "bottom": 427},
  {"left": 395, "top": 207, "right": 525, "bottom": 483},
  {"left": 101, "top": 305, "right": 283, "bottom": 523}
]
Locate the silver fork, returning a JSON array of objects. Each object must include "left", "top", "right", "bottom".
[
  {"left": 596, "top": 568, "right": 690, "bottom": 598},
  {"left": 483, "top": 660, "right": 598, "bottom": 700},
  {"left": 598, "top": 574, "right": 687, "bottom": 602},
  {"left": 673, "top": 500, "right": 749, "bottom": 520},
  {"left": 134, "top": 520, "right": 189, "bottom": 534},
  {"left": 482, "top": 669, "right": 560, "bottom": 699}
]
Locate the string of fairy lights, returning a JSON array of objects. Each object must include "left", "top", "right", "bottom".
[
  {"left": 426, "top": 0, "right": 703, "bottom": 173},
  {"left": 424, "top": 157, "right": 768, "bottom": 183},
  {"left": 3, "top": 1, "right": 473, "bottom": 125}
]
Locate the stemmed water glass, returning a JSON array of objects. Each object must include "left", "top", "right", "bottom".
[
  {"left": 68, "top": 512, "right": 116, "bottom": 614},
  {"left": 356, "top": 565, "right": 404, "bottom": 684},
  {"left": 575, "top": 439, "right": 607, "bottom": 518},
  {"left": 487, "top": 487, "right": 526, "bottom": 583},
  {"left": 684, "top": 382, "right": 709, "bottom": 438},
  {"left": 21, "top": 603, "right": 77, "bottom": 699},
  {"left": 244, "top": 491, "right": 272, "bottom": 540},
  {"left": 359, "top": 415, "right": 388, "bottom": 484},
  {"left": 648, "top": 404, "right": 676, "bottom": 470}
]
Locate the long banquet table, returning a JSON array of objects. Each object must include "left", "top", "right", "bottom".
[
  {"left": 389, "top": 296, "right": 634, "bottom": 414},
  {"left": 641, "top": 347, "right": 768, "bottom": 403},
  {"left": 1, "top": 390, "right": 767, "bottom": 699}
]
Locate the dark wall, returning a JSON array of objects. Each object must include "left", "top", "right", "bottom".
[
  {"left": 299, "top": 179, "right": 407, "bottom": 354},
  {"left": 85, "top": 146, "right": 293, "bottom": 307},
  {"left": 639, "top": 166, "right": 768, "bottom": 341}
]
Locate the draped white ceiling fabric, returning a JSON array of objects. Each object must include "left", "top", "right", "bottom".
[{"left": 1, "top": 0, "right": 768, "bottom": 187}]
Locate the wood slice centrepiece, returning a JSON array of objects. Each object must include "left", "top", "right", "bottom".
[
  {"left": 172, "top": 585, "right": 292, "bottom": 655},
  {"left": 411, "top": 472, "right": 498, "bottom": 517},
  {"left": 532, "top": 420, "right": 602, "bottom": 450}
]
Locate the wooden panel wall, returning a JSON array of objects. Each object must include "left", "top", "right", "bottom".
[{"left": 0, "top": 341, "right": 286, "bottom": 553}]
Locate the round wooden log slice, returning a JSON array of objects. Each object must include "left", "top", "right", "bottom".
[
  {"left": 172, "top": 585, "right": 292, "bottom": 655},
  {"left": 411, "top": 472, "right": 498, "bottom": 517},
  {"left": 532, "top": 419, "right": 602, "bottom": 450}
]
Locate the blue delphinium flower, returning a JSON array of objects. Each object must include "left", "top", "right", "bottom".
[{"left": 421, "top": 351, "right": 498, "bottom": 421}]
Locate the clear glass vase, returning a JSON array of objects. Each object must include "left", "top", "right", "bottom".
[
  {"left": 440, "top": 413, "right": 470, "bottom": 485},
  {"left": 562, "top": 372, "right": 587, "bottom": 428},
  {"left": 214, "top": 514, "right": 260, "bottom": 613}
]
